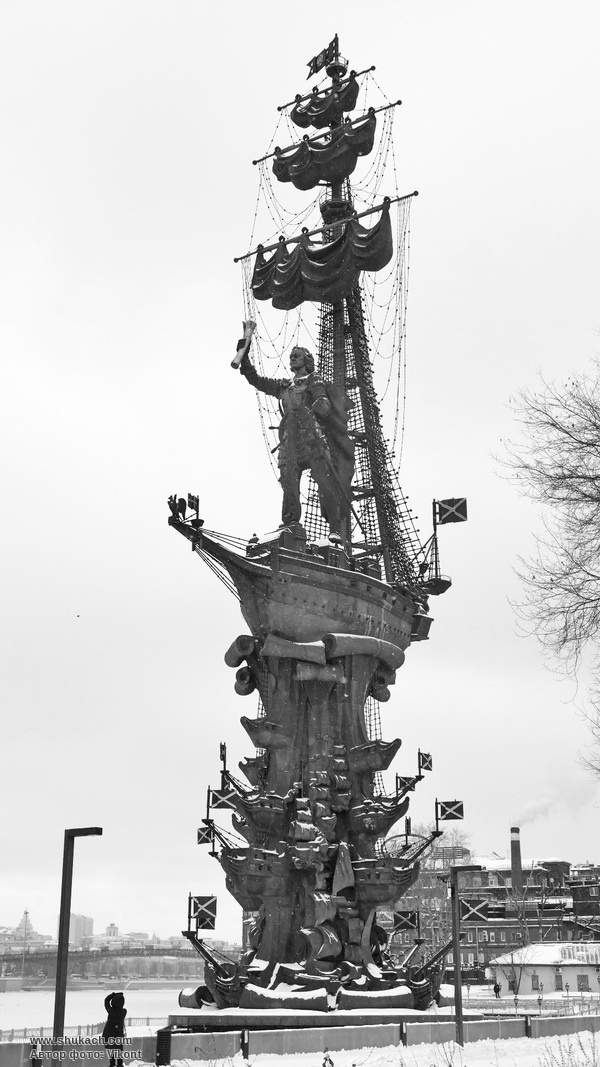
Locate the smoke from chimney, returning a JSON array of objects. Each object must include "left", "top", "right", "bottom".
[{"left": 510, "top": 826, "right": 523, "bottom": 893}]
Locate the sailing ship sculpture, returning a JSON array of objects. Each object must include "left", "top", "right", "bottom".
[{"left": 169, "top": 37, "right": 466, "bottom": 1012}]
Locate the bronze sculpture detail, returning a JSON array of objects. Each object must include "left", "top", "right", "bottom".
[{"left": 239, "top": 342, "right": 354, "bottom": 540}]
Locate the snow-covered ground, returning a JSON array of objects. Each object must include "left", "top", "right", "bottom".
[
  {"left": 131, "top": 1030, "right": 600, "bottom": 1067},
  {"left": 247, "top": 1033, "right": 595, "bottom": 1067}
]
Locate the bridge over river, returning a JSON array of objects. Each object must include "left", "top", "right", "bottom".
[{"left": 0, "top": 942, "right": 202, "bottom": 980}]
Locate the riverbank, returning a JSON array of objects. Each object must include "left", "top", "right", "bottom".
[{"left": 0, "top": 984, "right": 183, "bottom": 1031}]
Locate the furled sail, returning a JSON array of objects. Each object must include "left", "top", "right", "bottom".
[
  {"left": 273, "top": 113, "right": 376, "bottom": 191},
  {"left": 252, "top": 202, "right": 392, "bottom": 310},
  {"left": 291, "top": 74, "right": 359, "bottom": 129}
]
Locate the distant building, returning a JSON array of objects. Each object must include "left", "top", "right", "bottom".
[
  {"left": 489, "top": 942, "right": 600, "bottom": 995},
  {"left": 567, "top": 866, "right": 600, "bottom": 931},
  {"left": 54, "top": 914, "right": 93, "bottom": 947},
  {"left": 0, "top": 911, "right": 50, "bottom": 948},
  {"left": 381, "top": 826, "right": 594, "bottom": 978},
  {"left": 571, "top": 864, "right": 600, "bottom": 881}
]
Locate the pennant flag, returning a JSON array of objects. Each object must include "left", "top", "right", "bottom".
[
  {"left": 436, "top": 498, "right": 468, "bottom": 525},
  {"left": 460, "top": 898, "right": 488, "bottom": 923},
  {"left": 197, "top": 825, "right": 213, "bottom": 846},
  {"left": 187, "top": 493, "right": 199, "bottom": 512},
  {"left": 307, "top": 37, "right": 337, "bottom": 78},
  {"left": 419, "top": 751, "right": 433, "bottom": 772},
  {"left": 219, "top": 742, "right": 227, "bottom": 763},
  {"left": 438, "top": 800, "right": 464, "bottom": 821},
  {"left": 210, "top": 787, "right": 238, "bottom": 810},
  {"left": 393, "top": 910, "right": 418, "bottom": 932},
  {"left": 190, "top": 895, "right": 217, "bottom": 930}
]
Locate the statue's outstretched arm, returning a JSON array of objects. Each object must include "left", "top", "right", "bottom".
[{"left": 239, "top": 351, "right": 287, "bottom": 399}]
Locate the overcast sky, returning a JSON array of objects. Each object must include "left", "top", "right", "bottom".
[{"left": 1, "top": 1, "right": 600, "bottom": 944}]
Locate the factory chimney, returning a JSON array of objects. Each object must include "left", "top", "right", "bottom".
[{"left": 510, "top": 826, "right": 523, "bottom": 894}]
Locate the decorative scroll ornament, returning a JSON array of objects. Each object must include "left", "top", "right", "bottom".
[
  {"left": 273, "top": 113, "right": 376, "bottom": 191},
  {"left": 291, "top": 74, "right": 359, "bottom": 129},
  {"left": 251, "top": 203, "right": 392, "bottom": 311}
]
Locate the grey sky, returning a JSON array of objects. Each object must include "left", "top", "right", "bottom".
[{"left": 1, "top": 1, "right": 600, "bottom": 941}]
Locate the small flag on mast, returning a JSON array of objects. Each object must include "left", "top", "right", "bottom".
[
  {"left": 436, "top": 498, "right": 468, "bottom": 525},
  {"left": 307, "top": 36, "right": 338, "bottom": 78},
  {"left": 438, "top": 799, "right": 464, "bottom": 821},
  {"left": 210, "top": 786, "right": 238, "bottom": 810},
  {"left": 190, "top": 895, "right": 217, "bottom": 930},
  {"left": 460, "top": 898, "right": 489, "bottom": 923},
  {"left": 197, "top": 825, "right": 213, "bottom": 846},
  {"left": 396, "top": 775, "right": 418, "bottom": 795},
  {"left": 418, "top": 751, "right": 433, "bottom": 772},
  {"left": 393, "top": 910, "right": 418, "bottom": 932}
]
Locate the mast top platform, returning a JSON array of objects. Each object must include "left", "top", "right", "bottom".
[{"left": 325, "top": 55, "right": 348, "bottom": 80}]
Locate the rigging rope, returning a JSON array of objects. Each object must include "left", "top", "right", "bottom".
[{"left": 239, "top": 71, "right": 422, "bottom": 573}]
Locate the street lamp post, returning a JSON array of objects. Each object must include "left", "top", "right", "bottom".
[
  {"left": 20, "top": 909, "right": 29, "bottom": 980},
  {"left": 53, "top": 827, "right": 102, "bottom": 1040},
  {"left": 450, "top": 864, "right": 482, "bottom": 1047}
]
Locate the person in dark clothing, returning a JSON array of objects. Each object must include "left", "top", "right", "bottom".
[
  {"left": 103, "top": 991, "right": 126, "bottom": 1067},
  {"left": 493, "top": 981, "right": 501, "bottom": 999},
  {"left": 238, "top": 344, "right": 354, "bottom": 539}
]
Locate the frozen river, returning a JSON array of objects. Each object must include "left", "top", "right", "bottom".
[{"left": 0, "top": 985, "right": 182, "bottom": 1031}]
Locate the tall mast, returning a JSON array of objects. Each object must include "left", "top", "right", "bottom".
[
  {"left": 247, "top": 39, "right": 421, "bottom": 586},
  {"left": 326, "top": 41, "right": 348, "bottom": 389},
  {"left": 313, "top": 49, "right": 412, "bottom": 582},
  {"left": 325, "top": 42, "right": 351, "bottom": 540}
]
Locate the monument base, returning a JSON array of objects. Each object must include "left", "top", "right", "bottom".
[
  {"left": 167, "top": 1004, "right": 483, "bottom": 1032},
  {"left": 156, "top": 1008, "right": 485, "bottom": 1063}
]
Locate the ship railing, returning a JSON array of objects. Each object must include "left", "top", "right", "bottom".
[{"left": 0, "top": 1019, "right": 168, "bottom": 1043}]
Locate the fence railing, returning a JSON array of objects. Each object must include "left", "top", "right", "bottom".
[
  {"left": 0, "top": 1018, "right": 168, "bottom": 1043},
  {"left": 468, "top": 992, "right": 600, "bottom": 1019}
]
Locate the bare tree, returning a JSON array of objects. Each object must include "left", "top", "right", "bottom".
[
  {"left": 493, "top": 944, "right": 535, "bottom": 995},
  {"left": 493, "top": 865, "right": 557, "bottom": 945},
  {"left": 504, "top": 359, "right": 600, "bottom": 670}
]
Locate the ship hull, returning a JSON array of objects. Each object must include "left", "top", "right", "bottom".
[
  {"left": 169, "top": 521, "right": 417, "bottom": 648},
  {"left": 235, "top": 559, "right": 413, "bottom": 646}
]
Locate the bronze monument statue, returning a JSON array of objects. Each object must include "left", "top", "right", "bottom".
[
  {"left": 238, "top": 342, "right": 354, "bottom": 539},
  {"left": 168, "top": 36, "right": 464, "bottom": 1015}
]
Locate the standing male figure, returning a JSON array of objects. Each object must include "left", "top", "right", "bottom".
[{"left": 238, "top": 341, "right": 354, "bottom": 540}]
